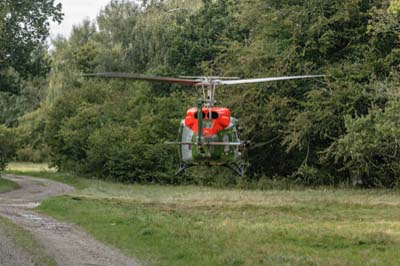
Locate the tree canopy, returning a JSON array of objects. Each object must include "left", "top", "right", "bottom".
[
  {"left": 0, "top": 0, "right": 63, "bottom": 93},
  {"left": 0, "top": 0, "right": 62, "bottom": 165}
]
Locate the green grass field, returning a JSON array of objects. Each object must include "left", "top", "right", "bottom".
[
  {"left": 0, "top": 177, "right": 20, "bottom": 193},
  {"left": 6, "top": 166, "right": 400, "bottom": 266},
  {"left": 6, "top": 162, "right": 56, "bottom": 173}
]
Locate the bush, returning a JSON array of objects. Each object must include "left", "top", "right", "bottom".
[
  {"left": 332, "top": 99, "right": 400, "bottom": 187},
  {"left": 0, "top": 126, "right": 16, "bottom": 171},
  {"left": 45, "top": 81, "right": 184, "bottom": 183},
  {"left": 290, "top": 165, "right": 337, "bottom": 186},
  {"left": 86, "top": 125, "right": 178, "bottom": 183},
  {"left": 15, "top": 146, "right": 49, "bottom": 163},
  {"left": 13, "top": 107, "right": 51, "bottom": 163}
]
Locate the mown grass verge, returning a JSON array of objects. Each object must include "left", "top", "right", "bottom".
[
  {"left": 0, "top": 176, "right": 20, "bottom": 193},
  {"left": 0, "top": 216, "right": 56, "bottom": 266},
  {"left": 6, "top": 162, "right": 56, "bottom": 173},
  {"left": 6, "top": 168, "right": 400, "bottom": 266}
]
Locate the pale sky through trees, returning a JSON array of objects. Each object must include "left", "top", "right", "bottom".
[{"left": 50, "top": 0, "right": 112, "bottom": 39}]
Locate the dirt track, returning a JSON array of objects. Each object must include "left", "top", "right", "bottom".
[
  {"left": 0, "top": 223, "right": 34, "bottom": 266},
  {"left": 0, "top": 174, "right": 139, "bottom": 266}
]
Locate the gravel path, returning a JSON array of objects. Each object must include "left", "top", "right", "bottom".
[
  {"left": 0, "top": 174, "right": 139, "bottom": 266},
  {"left": 0, "top": 224, "right": 34, "bottom": 266}
]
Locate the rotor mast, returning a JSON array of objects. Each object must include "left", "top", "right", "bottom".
[
  {"left": 200, "top": 78, "right": 218, "bottom": 107},
  {"left": 195, "top": 76, "right": 240, "bottom": 107}
]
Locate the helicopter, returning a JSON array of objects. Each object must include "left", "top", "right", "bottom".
[{"left": 85, "top": 72, "right": 325, "bottom": 175}]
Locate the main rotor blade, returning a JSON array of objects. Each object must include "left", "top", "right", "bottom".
[
  {"left": 217, "top": 75, "right": 325, "bottom": 85},
  {"left": 84, "top": 72, "right": 204, "bottom": 86},
  {"left": 84, "top": 73, "right": 325, "bottom": 86}
]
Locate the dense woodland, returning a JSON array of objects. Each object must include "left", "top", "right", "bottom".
[{"left": 1, "top": 0, "right": 400, "bottom": 187}]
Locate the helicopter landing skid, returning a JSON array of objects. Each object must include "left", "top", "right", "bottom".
[
  {"left": 175, "top": 163, "right": 194, "bottom": 176},
  {"left": 175, "top": 162, "right": 247, "bottom": 176},
  {"left": 224, "top": 163, "right": 247, "bottom": 177}
]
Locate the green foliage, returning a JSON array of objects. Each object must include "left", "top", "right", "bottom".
[
  {"left": 216, "top": 0, "right": 400, "bottom": 184},
  {"left": 168, "top": 0, "right": 249, "bottom": 74},
  {"left": 87, "top": 127, "right": 178, "bottom": 182},
  {"left": 0, "top": 126, "right": 15, "bottom": 171},
  {"left": 0, "top": 0, "right": 62, "bottom": 93},
  {"left": 45, "top": 80, "right": 185, "bottom": 182},
  {"left": 3, "top": 0, "right": 400, "bottom": 187},
  {"left": 15, "top": 147, "right": 49, "bottom": 163},
  {"left": 332, "top": 98, "right": 400, "bottom": 187},
  {"left": 0, "top": 178, "right": 20, "bottom": 193},
  {"left": 0, "top": 0, "right": 62, "bottom": 129},
  {"left": 0, "top": 76, "right": 49, "bottom": 127},
  {"left": 14, "top": 107, "right": 51, "bottom": 163}
]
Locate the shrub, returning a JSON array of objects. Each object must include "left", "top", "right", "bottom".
[
  {"left": 86, "top": 125, "right": 178, "bottom": 183},
  {"left": 0, "top": 126, "right": 16, "bottom": 171},
  {"left": 45, "top": 81, "right": 183, "bottom": 183},
  {"left": 332, "top": 99, "right": 400, "bottom": 187},
  {"left": 15, "top": 146, "right": 49, "bottom": 163}
]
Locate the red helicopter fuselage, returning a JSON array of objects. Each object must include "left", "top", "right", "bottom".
[{"left": 184, "top": 107, "right": 231, "bottom": 136}]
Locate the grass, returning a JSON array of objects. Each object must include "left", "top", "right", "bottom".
[
  {"left": 7, "top": 166, "right": 400, "bottom": 266},
  {"left": 38, "top": 188, "right": 400, "bottom": 266},
  {"left": 6, "top": 170, "right": 90, "bottom": 190},
  {"left": 6, "top": 162, "right": 56, "bottom": 173},
  {"left": 0, "top": 176, "right": 20, "bottom": 193},
  {"left": 0, "top": 216, "right": 56, "bottom": 266}
]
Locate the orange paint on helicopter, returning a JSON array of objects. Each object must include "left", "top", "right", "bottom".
[{"left": 184, "top": 107, "right": 231, "bottom": 136}]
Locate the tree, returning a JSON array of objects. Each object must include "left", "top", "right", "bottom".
[
  {"left": 168, "top": 0, "right": 249, "bottom": 75},
  {"left": 332, "top": 98, "right": 400, "bottom": 187},
  {"left": 0, "top": 0, "right": 63, "bottom": 93},
  {"left": 24, "top": 0, "right": 400, "bottom": 187},
  {"left": 0, "top": 126, "right": 15, "bottom": 171}
]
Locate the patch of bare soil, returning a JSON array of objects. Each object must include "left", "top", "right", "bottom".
[{"left": 0, "top": 174, "right": 139, "bottom": 266}]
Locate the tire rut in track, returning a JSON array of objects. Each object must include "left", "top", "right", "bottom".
[{"left": 0, "top": 174, "right": 139, "bottom": 266}]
